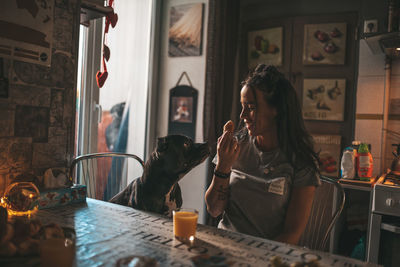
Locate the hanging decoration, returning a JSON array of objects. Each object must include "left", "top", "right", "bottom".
[
  {"left": 168, "top": 72, "right": 198, "bottom": 140},
  {"left": 96, "top": 0, "right": 118, "bottom": 88}
]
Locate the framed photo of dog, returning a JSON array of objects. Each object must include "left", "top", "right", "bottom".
[{"left": 168, "top": 85, "right": 198, "bottom": 140}]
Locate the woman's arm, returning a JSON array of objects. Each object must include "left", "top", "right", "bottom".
[
  {"left": 205, "top": 172, "right": 230, "bottom": 217},
  {"left": 274, "top": 185, "right": 316, "bottom": 245},
  {"left": 205, "top": 121, "right": 240, "bottom": 217}
]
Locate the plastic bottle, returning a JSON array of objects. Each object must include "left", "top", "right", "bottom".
[
  {"left": 357, "top": 143, "right": 373, "bottom": 179},
  {"left": 341, "top": 147, "right": 356, "bottom": 179},
  {"left": 391, "top": 144, "right": 400, "bottom": 174},
  {"left": 352, "top": 141, "right": 361, "bottom": 178}
]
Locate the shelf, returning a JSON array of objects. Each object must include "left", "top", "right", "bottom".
[
  {"left": 80, "top": 1, "right": 113, "bottom": 27},
  {"left": 362, "top": 31, "right": 400, "bottom": 58},
  {"left": 339, "top": 177, "right": 377, "bottom": 191}
]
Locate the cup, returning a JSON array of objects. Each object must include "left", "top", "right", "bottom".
[
  {"left": 40, "top": 238, "right": 75, "bottom": 267},
  {"left": 173, "top": 208, "right": 199, "bottom": 241}
]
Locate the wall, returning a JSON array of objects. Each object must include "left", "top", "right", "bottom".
[
  {"left": 156, "top": 0, "right": 209, "bottom": 223},
  {"left": 0, "top": 0, "right": 79, "bottom": 195},
  {"left": 356, "top": 42, "right": 400, "bottom": 176}
]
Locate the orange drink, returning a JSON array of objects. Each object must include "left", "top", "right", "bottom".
[
  {"left": 173, "top": 208, "right": 198, "bottom": 241},
  {"left": 40, "top": 238, "right": 75, "bottom": 267}
]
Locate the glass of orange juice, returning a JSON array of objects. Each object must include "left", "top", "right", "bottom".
[
  {"left": 173, "top": 208, "right": 199, "bottom": 241},
  {"left": 40, "top": 237, "right": 75, "bottom": 267}
]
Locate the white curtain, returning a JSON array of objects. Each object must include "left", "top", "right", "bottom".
[{"left": 100, "top": 0, "right": 153, "bottom": 182}]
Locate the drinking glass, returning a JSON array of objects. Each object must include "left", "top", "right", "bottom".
[{"left": 173, "top": 208, "right": 198, "bottom": 241}]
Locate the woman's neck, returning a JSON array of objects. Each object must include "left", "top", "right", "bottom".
[{"left": 255, "top": 133, "right": 279, "bottom": 152}]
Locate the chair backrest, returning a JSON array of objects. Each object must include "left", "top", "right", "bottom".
[
  {"left": 298, "top": 175, "right": 345, "bottom": 251},
  {"left": 69, "top": 152, "right": 145, "bottom": 201}
]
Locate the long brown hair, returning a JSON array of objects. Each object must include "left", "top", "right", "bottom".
[{"left": 241, "top": 64, "right": 319, "bottom": 171}]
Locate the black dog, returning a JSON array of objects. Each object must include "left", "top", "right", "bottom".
[{"left": 109, "top": 135, "right": 209, "bottom": 216}]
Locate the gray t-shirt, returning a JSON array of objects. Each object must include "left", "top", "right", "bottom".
[{"left": 213, "top": 135, "right": 320, "bottom": 239}]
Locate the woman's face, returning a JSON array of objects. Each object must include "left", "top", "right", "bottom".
[{"left": 240, "top": 85, "right": 277, "bottom": 137}]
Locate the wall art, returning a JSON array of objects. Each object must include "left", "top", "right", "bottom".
[
  {"left": 303, "top": 78, "right": 346, "bottom": 121},
  {"left": 247, "top": 26, "right": 283, "bottom": 69},
  {"left": 303, "top": 22, "right": 346, "bottom": 65},
  {"left": 168, "top": 3, "right": 204, "bottom": 57}
]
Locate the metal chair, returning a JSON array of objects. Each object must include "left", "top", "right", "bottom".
[
  {"left": 298, "top": 175, "right": 345, "bottom": 251},
  {"left": 69, "top": 152, "right": 145, "bottom": 201}
]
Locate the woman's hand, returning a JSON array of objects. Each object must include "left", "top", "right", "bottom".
[{"left": 216, "top": 120, "right": 240, "bottom": 173}]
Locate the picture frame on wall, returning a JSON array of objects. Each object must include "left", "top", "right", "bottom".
[
  {"left": 302, "top": 78, "right": 346, "bottom": 121},
  {"left": 303, "top": 22, "right": 347, "bottom": 65},
  {"left": 168, "top": 3, "right": 204, "bottom": 57},
  {"left": 247, "top": 26, "right": 283, "bottom": 69},
  {"left": 170, "top": 96, "right": 193, "bottom": 123},
  {"left": 168, "top": 80, "right": 198, "bottom": 140},
  {"left": 312, "top": 134, "right": 341, "bottom": 177}
]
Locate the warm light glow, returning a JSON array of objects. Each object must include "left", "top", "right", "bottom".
[
  {"left": 6, "top": 206, "right": 38, "bottom": 217},
  {"left": 189, "top": 236, "right": 194, "bottom": 241},
  {"left": 29, "top": 193, "right": 34, "bottom": 198},
  {"left": 396, "top": 47, "right": 400, "bottom": 51},
  {"left": 0, "top": 196, "right": 38, "bottom": 217}
]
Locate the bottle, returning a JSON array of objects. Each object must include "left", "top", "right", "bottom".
[
  {"left": 390, "top": 144, "right": 400, "bottom": 174},
  {"left": 351, "top": 141, "right": 361, "bottom": 178},
  {"left": 341, "top": 147, "right": 356, "bottom": 179},
  {"left": 357, "top": 143, "right": 373, "bottom": 179}
]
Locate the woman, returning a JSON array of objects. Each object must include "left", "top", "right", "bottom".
[{"left": 205, "top": 64, "right": 320, "bottom": 245}]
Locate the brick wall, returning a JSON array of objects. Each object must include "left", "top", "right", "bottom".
[{"left": 0, "top": 0, "right": 79, "bottom": 196}]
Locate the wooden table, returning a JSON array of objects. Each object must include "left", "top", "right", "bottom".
[{"left": 6, "top": 199, "right": 379, "bottom": 266}]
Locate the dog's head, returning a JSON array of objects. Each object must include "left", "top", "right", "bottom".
[{"left": 153, "top": 135, "right": 210, "bottom": 180}]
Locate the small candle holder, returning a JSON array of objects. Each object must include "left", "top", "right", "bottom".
[{"left": 1, "top": 182, "right": 40, "bottom": 216}]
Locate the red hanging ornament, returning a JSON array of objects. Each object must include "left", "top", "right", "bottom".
[
  {"left": 103, "top": 44, "right": 110, "bottom": 61},
  {"left": 105, "top": 10, "right": 118, "bottom": 33},
  {"left": 96, "top": 58, "right": 108, "bottom": 88},
  {"left": 96, "top": 0, "right": 117, "bottom": 88}
]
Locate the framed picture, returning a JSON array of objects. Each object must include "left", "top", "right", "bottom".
[
  {"left": 170, "top": 96, "right": 193, "bottom": 123},
  {"left": 303, "top": 22, "right": 346, "bottom": 65},
  {"left": 168, "top": 3, "right": 204, "bottom": 57},
  {"left": 312, "top": 134, "right": 341, "bottom": 177},
  {"left": 302, "top": 78, "right": 346, "bottom": 121},
  {"left": 247, "top": 26, "right": 283, "bottom": 69},
  {"left": 168, "top": 84, "right": 198, "bottom": 140}
]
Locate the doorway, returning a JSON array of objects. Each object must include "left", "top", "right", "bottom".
[{"left": 75, "top": 0, "right": 155, "bottom": 198}]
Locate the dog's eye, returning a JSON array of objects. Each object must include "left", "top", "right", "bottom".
[{"left": 183, "top": 142, "right": 190, "bottom": 149}]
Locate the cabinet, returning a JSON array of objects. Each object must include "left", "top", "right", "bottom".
[
  {"left": 331, "top": 182, "right": 373, "bottom": 259},
  {"left": 241, "top": 12, "right": 358, "bottom": 149}
]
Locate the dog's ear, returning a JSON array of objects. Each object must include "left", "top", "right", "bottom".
[{"left": 156, "top": 137, "right": 168, "bottom": 152}]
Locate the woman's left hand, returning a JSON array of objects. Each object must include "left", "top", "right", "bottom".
[{"left": 216, "top": 120, "right": 240, "bottom": 173}]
